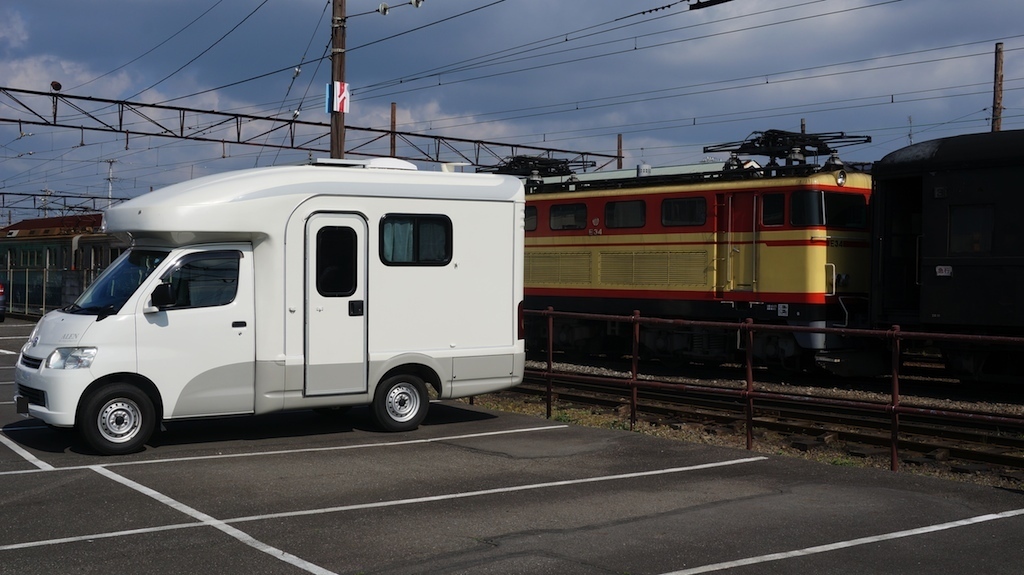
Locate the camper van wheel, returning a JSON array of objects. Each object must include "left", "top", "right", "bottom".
[
  {"left": 373, "top": 374, "right": 428, "bottom": 432},
  {"left": 79, "top": 383, "right": 156, "bottom": 455}
]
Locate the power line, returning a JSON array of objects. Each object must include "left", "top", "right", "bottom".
[
  {"left": 127, "top": 0, "right": 270, "bottom": 101},
  {"left": 68, "top": 0, "right": 227, "bottom": 92}
]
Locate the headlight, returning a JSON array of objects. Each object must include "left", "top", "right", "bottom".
[{"left": 45, "top": 347, "right": 97, "bottom": 370}]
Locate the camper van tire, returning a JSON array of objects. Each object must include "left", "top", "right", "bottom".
[
  {"left": 373, "top": 374, "right": 429, "bottom": 432},
  {"left": 79, "top": 383, "right": 156, "bottom": 455}
]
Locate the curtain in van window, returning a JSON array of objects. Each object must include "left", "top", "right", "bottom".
[{"left": 383, "top": 219, "right": 414, "bottom": 262}]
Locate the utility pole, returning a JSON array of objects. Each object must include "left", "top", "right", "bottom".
[
  {"left": 330, "top": 1, "right": 425, "bottom": 159},
  {"left": 331, "top": 0, "right": 347, "bottom": 158},
  {"left": 390, "top": 102, "right": 397, "bottom": 157},
  {"left": 105, "top": 159, "right": 117, "bottom": 210},
  {"left": 992, "top": 42, "right": 1004, "bottom": 133}
]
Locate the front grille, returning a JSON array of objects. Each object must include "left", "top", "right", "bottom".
[
  {"left": 17, "top": 384, "right": 46, "bottom": 407},
  {"left": 20, "top": 355, "right": 42, "bottom": 370}
]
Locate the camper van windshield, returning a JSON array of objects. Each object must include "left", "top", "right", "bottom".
[{"left": 66, "top": 249, "right": 170, "bottom": 317}]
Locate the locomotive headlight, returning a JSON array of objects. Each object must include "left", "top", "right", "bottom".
[
  {"left": 45, "top": 347, "right": 97, "bottom": 370},
  {"left": 836, "top": 170, "right": 847, "bottom": 186}
]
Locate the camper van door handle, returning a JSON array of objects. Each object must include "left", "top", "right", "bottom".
[{"left": 349, "top": 301, "right": 364, "bottom": 316}]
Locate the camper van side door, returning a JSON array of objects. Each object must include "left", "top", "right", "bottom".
[{"left": 305, "top": 212, "right": 368, "bottom": 396}]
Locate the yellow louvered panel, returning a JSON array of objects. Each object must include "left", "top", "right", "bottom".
[
  {"left": 526, "top": 252, "right": 592, "bottom": 284},
  {"left": 600, "top": 251, "right": 708, "bottom": 286}
]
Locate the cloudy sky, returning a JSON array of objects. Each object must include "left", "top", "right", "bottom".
[{"left": 0, "top": 0, "right": 1022, "bottom": 222}]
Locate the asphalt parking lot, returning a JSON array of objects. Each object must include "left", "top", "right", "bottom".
[{"left": 3, "top": 317, "right": 1024, "bottom": 574}]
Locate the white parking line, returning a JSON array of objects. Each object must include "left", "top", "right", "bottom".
[
  {"left": 0, "top": 425, "right": 572, "bottom": 476},
  {"left": 227, "top": 456, "right": 769, "bottom": 524},
  {"left": 661, "top": 507, "right": 1024, "bottom": 574},
  {"left": 0, "top": 455, "right": 769, "bottom": 555},
  {"left": 0, "top": 423, "right": 569, "bottom": 476},
  {"left": 0, "top": 433, "right": 53, "bottom": 470},
  {"left": 91, "top": 466, "right": 339, "bottom": 575}
]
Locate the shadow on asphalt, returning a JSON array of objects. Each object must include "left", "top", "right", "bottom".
[{"left": 2, "top": 402, "right": 497, "bottom": 456}]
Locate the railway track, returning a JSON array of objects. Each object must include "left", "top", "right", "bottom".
[{"left": 515, "top": 368, "right": 1024, "bottom": 478}]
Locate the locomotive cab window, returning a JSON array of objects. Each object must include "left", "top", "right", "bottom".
[
  {"left": 525, "top": 206, "right": 537, "bottom": 232},
  {"left": 791, "top": 190, "right": 867, "bottom": 228},
  {"left": 550, "top": 203, "right": 587, "bottom": 230},
  {"left": 605, "top": 200, "right": 645, "bottom": 228},
  {"left": 762, "top": 193, "right": 785, "bottom": 226},
  {"left": 380, "top": 214, "right": 452, "bottom": 266}
]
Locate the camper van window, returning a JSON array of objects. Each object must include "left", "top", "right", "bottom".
[
  {"left": 381, "top": 214, "right": 452, "bottom": 266},
  {"left": 159, "top": 251, "right": 241, "bottom": 309},
  {"left": 317, "top": 226, "right": 357, "bottom": 296},
  {"left": 71, "top": 248, "right": 169, "bottom": 316}
]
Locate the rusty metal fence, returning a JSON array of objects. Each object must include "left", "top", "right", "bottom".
[{"left": 523, "top": 308, "right": 1024, "bottom": 472}]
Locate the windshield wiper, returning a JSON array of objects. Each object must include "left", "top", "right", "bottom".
[{"left": 77, "top": 304, "right": 120, "bottom": 321}]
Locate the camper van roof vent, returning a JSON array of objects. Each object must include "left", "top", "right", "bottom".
[{"left": 313, "top": 158, "right": 418, "bottom": 171}]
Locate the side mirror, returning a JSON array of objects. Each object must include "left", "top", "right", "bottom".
[{"left": 150, "top": 283, "right": 174, "bottom": 309}]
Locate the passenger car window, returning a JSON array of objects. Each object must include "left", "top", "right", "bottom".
[
  {"left": 949, "top": 204, "right": 993, "bottom": 254},
  {"left": 381, "top": 214, "right": 452, "bottom": 265},
  {"left": 160, "top": 251, "right": 240, "bottom": 309}
]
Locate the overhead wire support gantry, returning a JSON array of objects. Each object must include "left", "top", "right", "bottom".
[{"left": 0, "top": 86, "right": 619, "bottom": 169}]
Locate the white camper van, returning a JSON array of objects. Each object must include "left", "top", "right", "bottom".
[{"left": 14, "top": 158, "right": 526, "bottom": 454}]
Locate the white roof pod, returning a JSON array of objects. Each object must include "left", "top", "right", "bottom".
[{"left": 104, "top": 158, "right": 524, "bottom": 245}]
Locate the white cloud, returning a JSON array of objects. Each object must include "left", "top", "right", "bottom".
[{"left": 0, "top": 9, "right": 28, "bottom": 49}]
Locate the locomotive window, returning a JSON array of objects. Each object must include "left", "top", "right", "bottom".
[
  {"left": 824, "top": 192, "right": 867, "bottom": 228},
  {"left": 550, "top": 203, "right": 587, "bottom": 230},
  {"left": 525, "top": 206, "right": 537, "bottom": 232},
  {"left": 949, "top": 204, "right": 993, "bottom": 254},
  {"left": 661, "top": 197, "right": 706, "bottom": 226},
  {"left": 791, "top": 191, "right": 867, "bottom": 228},
  {"left": 791, "top": 191, "right": 822, "bottom": 226},
  {"left": 605, "top": 200, "right": 646, "bottom": 228},
  {"left": 762, "top": 194, "right": 785, "bottom": 226}
]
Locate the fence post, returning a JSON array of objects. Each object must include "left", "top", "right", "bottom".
[
  {"left": 744, "top": 318, "right": 755, "bottom": 450},
  {"left": 889, "top": 325, "right": 902, "bottom": 472},
  {"left": 630, "top": 310, "right": 640, "bottom": 431},
  {"left": 546, "top": 307, "right": 554, "bottom": 421}
]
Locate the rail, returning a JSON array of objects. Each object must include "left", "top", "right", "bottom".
[{"left": 524, "top": 308, "right": 1024, "bottom": 473}]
